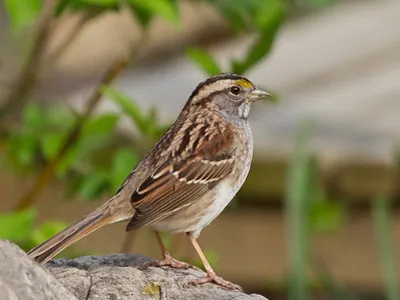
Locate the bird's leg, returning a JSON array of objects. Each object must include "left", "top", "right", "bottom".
[
  {"left": 144, "top": 231, "right": 194, "bottom": 269},
  {"left": 188, "top": 234, "right": 243, "bottom": 291}
]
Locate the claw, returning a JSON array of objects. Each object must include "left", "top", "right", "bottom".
[
  {"left": 140, "top": 254, "right": 199, "bottom": 271},
  {"left": 190, "top": 272, "right": 243, "bottom": 291}
]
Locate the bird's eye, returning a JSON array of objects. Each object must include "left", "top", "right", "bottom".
[{"left": 230, "top": 86, "right": 241, "bottom": 96}]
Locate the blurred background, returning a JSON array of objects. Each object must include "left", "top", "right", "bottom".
[{"left": 0, "top": 0, "right": 399, "bottom": 299}]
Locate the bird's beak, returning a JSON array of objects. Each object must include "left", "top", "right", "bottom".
[{"left": 248, "top": 88, "right": 271, "bottom": 102}]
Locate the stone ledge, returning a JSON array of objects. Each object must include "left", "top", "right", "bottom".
[{"left": 0, "top": 239, "right": 268, "bottom": 300}]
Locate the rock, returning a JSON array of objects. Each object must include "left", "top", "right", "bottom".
[
  {"left": 0, "top": 239, "right": 77, "bottom": 300},
  {"left": 0, "top": 239, "right": 268, "bottom": 300},
  {"left": 48, "top": 254, "right": 268, "bottom": 300}
]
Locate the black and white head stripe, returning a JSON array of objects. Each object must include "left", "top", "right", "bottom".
[{"left": 188, "top": 73, "right": 255, "bottom": 104}]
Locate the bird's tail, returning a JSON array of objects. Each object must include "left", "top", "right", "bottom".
[{"left": 28, "top": 196, "right": 131, "bottom": 264}]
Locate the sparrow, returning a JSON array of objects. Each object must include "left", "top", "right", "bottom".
[{"left": 28, "top": 73, "right": 270, "bottom": 290}]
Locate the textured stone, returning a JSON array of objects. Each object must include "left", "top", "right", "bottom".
[
  {"left": 48, "top": 254, "right": 268, "bottom": 300},
  {"left": 0, "top": 239, "right": 76, "bottom": 300},
  {"left": 0, "top": 240, "right": 267, "bottom": 300}
]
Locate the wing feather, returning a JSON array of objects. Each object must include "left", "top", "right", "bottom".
[{"left": 126, "top": 123, "right": 236, "bottom": 231}]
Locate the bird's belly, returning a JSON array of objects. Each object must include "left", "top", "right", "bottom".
[
  {"left": 150, "top": 179, "right": 242, "bottom": 235},
  {"left": 185, "top": 179, "right": 240, "bottom": 234}
]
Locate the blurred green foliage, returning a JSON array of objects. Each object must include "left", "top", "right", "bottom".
[
  {"left": 373, "top": 196, "right": 400, "bottom": 300},
  {"left": 185, "top": 48, "right": 222, "bottom": 76},
  {"left": 2, "top": 101, "right": 146, "bottom": 201},
  {"left": 285, "top": 120, "right": 315, "bottom": 300},
  {"left": 284, "top": 121, "right": 399, "bottom": 299},
  {"left": 285, "top": 121, "right": 352, "bottom": 300},
  {"left": 0, "top": 209, "right": 67, "bottom": 252},
  {"left": 3, "top": 0, "right": 42, "bottom": 31}
]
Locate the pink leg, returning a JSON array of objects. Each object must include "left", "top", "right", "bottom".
[
  {"left": 143, "top": 232, "right": 195, "bottom": 269},
  {"left": 188, "top": 235, "right": 243, "bottom": 291}
]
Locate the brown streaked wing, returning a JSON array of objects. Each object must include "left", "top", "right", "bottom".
[{"left": 126, "top": 127, "right": 236, "bottom": 231}]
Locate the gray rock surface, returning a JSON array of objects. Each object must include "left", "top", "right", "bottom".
[
  {"left": 0, "top": 239, "right": 267, "bottom": 300},
  {"left": 0, "top": 239, "right": 77, "bottom": 300}
]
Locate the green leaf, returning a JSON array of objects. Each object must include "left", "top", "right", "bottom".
[
  {"left": 56, "top": 145, "right": 80, "bottom": 176},
  {"left": 23, "top": 103, "right": 46, "bottom": 130},
  {"left": 208, "top": 0, "right": 258, "bottom": 30},
  {"left": 185, "top": 47, "right": 222, "bottom": 76},
  {"left": 82, "top": 114, "right": 119, "bottom": 136},
  {"left": 31, "top": 221, "right": 68, "bottom": 245},
  {"left": 55, "top": 0, "right": 119, "bottom": 14},
  {"left": 41, "top": 134, "right": 64, "bottom": 160},
  {"left": 46, "top": 107, "right": 75, "bottom": 132},
  {"left": 0, "top": 210, "right": 35, "bottom": 241},
  {"left": 73, "top": 135, "right": 111, "bottom": 160},
  {"left": 81, "top": 0, "right": 116, "bottom": 6},
  {"left": 311, "top": 201, "right": 344, "bottom": 233},
  {"left": 4, "top": 0, "right": 41, "bottom": 31},
  {"left": 8, "top": 133, "right": 38, "bottom": 167},
  {"left": 102, "top": 86, "right": 148, "bottom": 135},
  {"left": 232, "top": 0, "right": 284, "bottom": 74},
  {"left": 373, "top": 196, "right": 400, "bottom": 300},
  {"left": 298, "top": 0, "right": 336, "bottom": 7},
  {"left": 254, "top": 0, "right": 284, "bottom": 29},
  {"left": 285, "top": 120, "right": 315, "bottom": 300},
  {"left": 40, "top": 133, "right": 80, "bottom": 176},
  {"left": 129, "top": 0, "right": 180, "bottom": 28},
  {"left": 77, "top": 173, "right": 109, "bottom": 200},
  {"left": 110, "top": 147, "right": 140, "bottom": 192},
  {"left": 130, "top": 5, "right": 153, "bottom": 28}
]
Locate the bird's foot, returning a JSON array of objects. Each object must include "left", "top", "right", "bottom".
[
  {"left": 156, "top": 255, "right": 193, "bottom": 269},
  {"left": 190, "top": 272, "right": 243, "bottom": 291},
  {"left": 140, "top": 253, "right": 199, "bottom": 270}
]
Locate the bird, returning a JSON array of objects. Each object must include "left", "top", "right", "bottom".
[{"left": 28, "top": 73, "right": 270, "bottom": 290}]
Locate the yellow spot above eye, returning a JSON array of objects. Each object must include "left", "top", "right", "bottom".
[{"left": 234, "top": 79, "right": 253, "bottom": 89}]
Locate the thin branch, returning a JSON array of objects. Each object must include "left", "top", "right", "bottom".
[
  {"left": 14, "top": 60, "right": 128, "bottom": 211},
  {"left": 0, "top": 0, "right": 58, "bottom": 128},
  {"left": 0, "top": 4, "right": 91, "bottom": 119},
  {"left": 45, "top": 11, "right": 93, "bottom": 67},
  {"left": 13, "top": 8, "right": 150, "bottom": 211}
]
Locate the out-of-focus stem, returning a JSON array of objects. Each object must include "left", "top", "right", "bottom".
[
  {"left": 14, "top": 60, "right": 128, "bottom": 211},
  {"left": 0, "top": 0, "right": 59, "bottom": 129}
]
